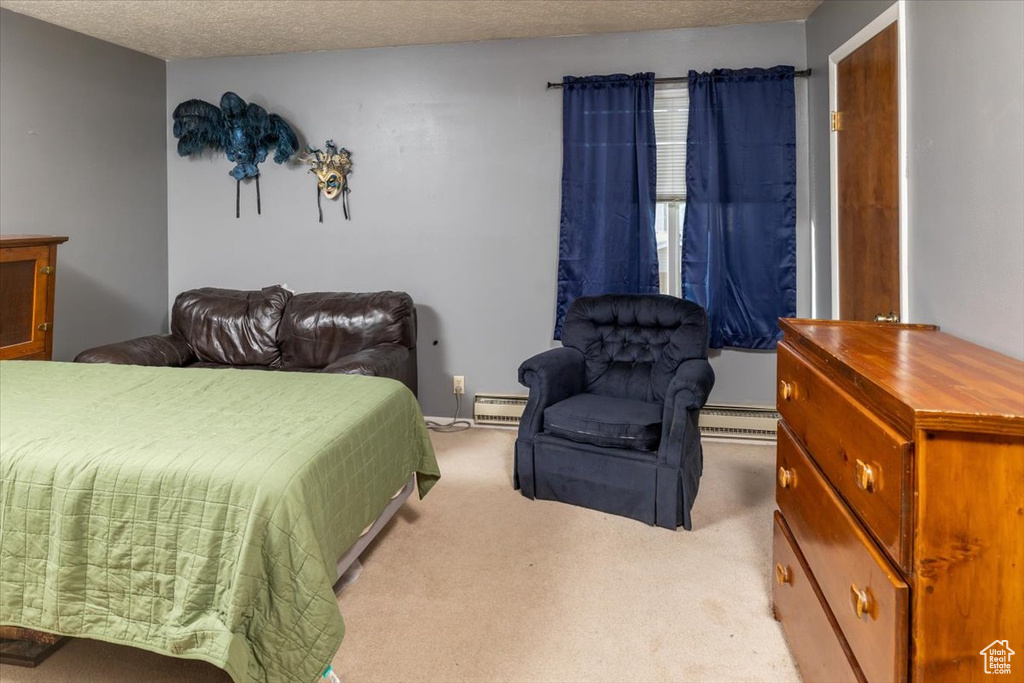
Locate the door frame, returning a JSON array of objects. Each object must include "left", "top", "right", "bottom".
[{"left": 828, "top": 1, "right": 909, "bottom": 321}]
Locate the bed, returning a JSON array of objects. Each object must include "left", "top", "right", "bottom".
[{"left": 0, "top": 361, "right": 440, "bottom": 682}]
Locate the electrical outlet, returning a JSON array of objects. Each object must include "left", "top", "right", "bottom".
[{"left": 453, "top": 375, "right": 466, "bottom": 395}]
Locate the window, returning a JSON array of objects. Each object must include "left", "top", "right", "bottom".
[{"left": 654, "top": 86, "right": 688, "bottom": 297}]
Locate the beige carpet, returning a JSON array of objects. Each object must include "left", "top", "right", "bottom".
[{"left": 1, "top": 429, "right": 798, "bottom": 683}]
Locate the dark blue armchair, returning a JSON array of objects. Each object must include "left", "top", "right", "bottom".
[{"left": 514, "top": 294, "right": 715, "bottom": 530}]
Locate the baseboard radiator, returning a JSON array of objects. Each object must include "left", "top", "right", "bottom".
[
  {"left": 473, "top": 393, "right": 528, "bottom": 426},
  {"left": 472, "top": 395, "right": 778, "bottom": 440},
  {"left": 699, "top": 404, "right": 779, "bottom": 441}
]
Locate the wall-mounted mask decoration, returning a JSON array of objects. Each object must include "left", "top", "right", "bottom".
[
  {"left": 300, "top": 140, "right": 353, "bottom": 222},
  {"left": 172, "top": 92, "right": 299, "bottom": 218}
]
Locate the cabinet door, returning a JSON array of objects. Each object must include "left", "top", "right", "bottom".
[{"left": 0, "top": 245, "right": 51, "bottom": 359}]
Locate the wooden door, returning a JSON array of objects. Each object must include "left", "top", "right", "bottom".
[
  {"left": 0, "top": 245, "right": 51, "bottom": 360},
  {"left": 836, "top": 22, "right": 900, "bottom": 322}
]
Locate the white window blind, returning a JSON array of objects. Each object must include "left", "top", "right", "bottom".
[{"left": 654, "top": 87, "right": 689, "bottom": 201}]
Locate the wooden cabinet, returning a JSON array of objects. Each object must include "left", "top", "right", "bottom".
[
  {"left": 0, "top": 236, "right": 69, "bottom": 662},
  {"left": 773, "top": 319, "right": 1024, "bottom": 683},
  {"left": 0, "top": 235, "right": 68, "bottom": 360}
]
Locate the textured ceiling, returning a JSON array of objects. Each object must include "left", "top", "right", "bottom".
[{"left": 0, "top": 0, "right": 820, "bottom": 60}]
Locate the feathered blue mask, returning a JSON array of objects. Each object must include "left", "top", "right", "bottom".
[{"left": 172, "top": 92, "right": 299, "bottom": 217}]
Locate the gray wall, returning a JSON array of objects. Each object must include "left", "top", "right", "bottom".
[
  {"left": 804, "top": 0, "right": 1024, "bottom": 359},
  {"left": 0, "top": 9, "right": 168, "bottom": 361},
  {"left": 166, "top": 22, "right": 809, "bottom": 415},
  {"left": 905, "top": 0, "right": 1024, "bottom": 359},
  {"left": 804, "top": 0, "right": 895, "bottom": 317}
]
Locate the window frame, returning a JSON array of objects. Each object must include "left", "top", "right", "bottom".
[{"left": 654, "top": 85, "right": 689, "bottom": 298}]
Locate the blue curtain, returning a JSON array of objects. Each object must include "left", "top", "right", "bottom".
[
  {"left": 682, "top": 66, "right": 796, "bottom": 349},
  {"left": 555, "top": 73, "right": 659, "bottom": 339}
]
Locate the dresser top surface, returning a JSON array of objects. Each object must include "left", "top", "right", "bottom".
[
  {"left": 781, "top": 319, "right": 1024, "bottom": 434},
  {"left": 0, "top": 234, "right": 69, "bottom": 248}
]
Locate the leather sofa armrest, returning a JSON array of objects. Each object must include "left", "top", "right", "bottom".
[
  {"left": 516, "top": 347, "right": 586, "bottom": 439},
  {"left": 74, "top": 334, "right": 196, "bottom": 367},
  {"left": 320, "top": 344, "right": 410, "bottom": 380}
]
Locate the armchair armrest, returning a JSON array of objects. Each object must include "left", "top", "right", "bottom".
[
  {"left": 656, "top": 358, "right": 715, "bottom": 529},
  {"left": 321, "top": 343, "right": 409, "bottom": 380},
  {"left": 664, "top": 358, "right": 715, "bottom": 413},
  {"left": 74, "top": 334, "right": 196, "bottom": 367},
  {"left": 659, "top": 358, "right": 715, "bottom": 467},
  {"left": 517, "top": 346, "right": 586, "bottom": 439}
]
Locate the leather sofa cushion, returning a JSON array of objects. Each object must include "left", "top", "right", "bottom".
[
  {"left": 172, "top": 286, "right": 292, "bottom": 367},
  {"left": 187, "top": 362, "right": 274, "bottom": 371},
  {"left": 543, "top": 393, "right": 663, "bottom": 452},
  {"left": 279, "top": 291, "right": 415, "bottom": 369}
]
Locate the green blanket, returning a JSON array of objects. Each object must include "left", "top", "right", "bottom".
[{"left": 0, "top": 361, "right": 439, "bottom": 682}]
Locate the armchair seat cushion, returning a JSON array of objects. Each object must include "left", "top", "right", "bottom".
[{"left": 543, "top": 393, "right": 662, "bottom": 452}]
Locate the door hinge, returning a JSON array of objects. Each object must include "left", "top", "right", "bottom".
[
  {"left": 37, "top": 322, "right": 52, "bottom": 332},
  {"left": 39, "top": 265, "right": 54, "bottom": 275},
  {"left": 831, "top": 110, "right": 843, "bottom": 132}
]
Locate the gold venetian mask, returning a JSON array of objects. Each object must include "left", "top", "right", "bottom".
[
  {"left": 316, "top": 168, "right": 344, "bottom": 200},
  {"left": 300, "top": 140, "right": 353, "bottom": 221}
]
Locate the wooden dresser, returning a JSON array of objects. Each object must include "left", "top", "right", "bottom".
[
  {"left": 772, "top": 319, "right": 1024, "bottom": 683},
  {"left": 0, "top": 235, "right": 68, "bottom": 360}
]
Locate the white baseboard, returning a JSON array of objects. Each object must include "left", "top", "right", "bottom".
[
  {"left": 701, "top": 435, "right": 777, "bottom": 447},
  {"left": 422, "top": 416, "right": 524, "bottom": 431},
  {"left": 421, "top": 419, "right": 776, "bottom": 442},
  {"left": 423, "top": 415, "right": 472, "bottom": 426}
]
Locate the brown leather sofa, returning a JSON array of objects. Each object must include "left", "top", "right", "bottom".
[{"left": 74, "top": 286, "right": 418, "bottom": 395}]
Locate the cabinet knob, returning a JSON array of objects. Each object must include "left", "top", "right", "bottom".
[
  {"left": 778, "top": 467, "right": 796, "bottom": 490},
  {"left": 775, "top": 563, "right": 792, "bottom": 586},
  {"left": 37, "top": 322, "right": 52, "bottom": 332},
  {"left": 850, "top": 584, "right": 873, "bottom": 620},
  {"left": 855, "top": 459, "right": 878, "bottom": 493},
  {"left": 780, "top": 380, "right": 795, "bottom": 401}
]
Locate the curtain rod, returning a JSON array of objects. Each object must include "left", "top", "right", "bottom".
[{"left": 546, "top": 68, "right": 811, "bottom": 89}]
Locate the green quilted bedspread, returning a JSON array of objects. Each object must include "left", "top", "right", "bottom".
[{"left": 0, "top": 361, "right": 439, "bottom": 682}]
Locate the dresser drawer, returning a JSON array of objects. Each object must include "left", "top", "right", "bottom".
[
  {"left": 777, "top": 423, "right": 909, "bottom": 683},
  {"left": 772, "top": 511, "right": 864, "bottom": 683},
  {"left": 777, "top": 342, "right": 911, "bottom": 566}
]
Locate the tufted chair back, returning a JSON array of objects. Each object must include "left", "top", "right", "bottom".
[{"left": 561, "top": 294, "right": 709, "bottom": 403}]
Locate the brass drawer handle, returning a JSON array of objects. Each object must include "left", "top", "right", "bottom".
[
  {"left": 855, "top": 459, "right": 879, "bottom": 493},
  {"left": 780, "top": 380, "right": 795, "bottom": 401},
  {"left": 37, "top": 322, "right": 52, "bottom": 332},
  {"left": 775, "top": 563, "right": 792, "bottom": 586},
  {"left": 850, "top": 584, "right": 872, "bottom": 620},
  {"left": 778, "top": 467, "right": 796, "bottom": 490}
]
